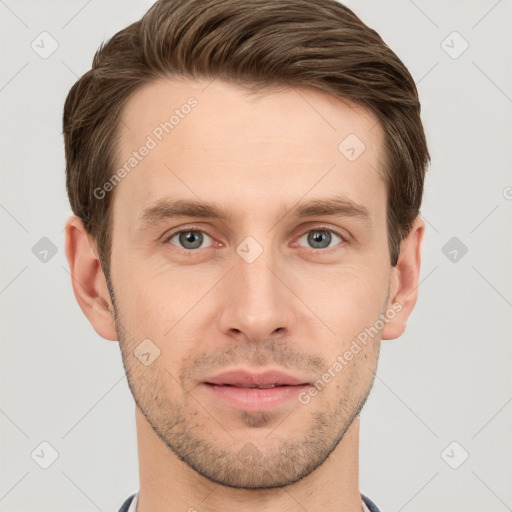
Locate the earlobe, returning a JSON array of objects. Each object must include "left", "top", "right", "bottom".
[
  {"left": 64, "top": 215, "right": 118, "bottom": 341},
  {"left": 381, "top": 216, "right": 425, "bottom": 341}
]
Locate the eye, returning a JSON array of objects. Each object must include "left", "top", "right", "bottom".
[
  {"left": 296, "top": 228, "right": 344, "bottom": 250},
  {"left": 167, "top": 230, "right": 214, "bottom": 250}
]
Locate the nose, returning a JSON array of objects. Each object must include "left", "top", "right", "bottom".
[{"left": 218, "top": 247, "right": 295, "bottom": 344}]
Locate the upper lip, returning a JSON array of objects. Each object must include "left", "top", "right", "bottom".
[{"left": 204, "top": 369, "right": 310, "bottom": 388}]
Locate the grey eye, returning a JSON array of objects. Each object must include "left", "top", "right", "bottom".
[
  {"left": 169, "top": 230, "right": 213, "bottom": 250},
  {"left": 298, "top": 229, "right": 342, "bottom": 249}
]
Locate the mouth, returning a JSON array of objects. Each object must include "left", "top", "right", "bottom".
[
  {"left": 201, "top": 369, "right": 311, "bottom": 411},
  {"left": 204, "top": 368, "right": 310, "bottom": 387},
  {"left": 205, "top": 383, "right": 288, "bottom": 389}
]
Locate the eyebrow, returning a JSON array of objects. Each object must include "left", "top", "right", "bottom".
[
  {"left": 135, "top": 196, "right": 371, "bottom": 231},
  {"left": 287, "top": 197, "right": 370, "bottom": 223}
]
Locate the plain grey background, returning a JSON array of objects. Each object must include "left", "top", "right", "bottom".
[{"left": 1, "top": 0, "right": 511, "bottom": 511}]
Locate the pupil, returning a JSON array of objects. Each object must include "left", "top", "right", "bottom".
[
  {"left": 308, "top": 230, "right": 331, "bottom": 249},
  {"left": 180, "top": 231, "right": 202, "bottom": 249}
]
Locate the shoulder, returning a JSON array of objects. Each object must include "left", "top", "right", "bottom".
[
  {"left": 117, "top": 492, "right": 137, "bottom": 512},
  {"left": 361, "top": 492, "right": 383, "bottom": 512}
]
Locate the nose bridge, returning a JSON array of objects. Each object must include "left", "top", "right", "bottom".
[{"left": 219, "top": 239, "right": 293, "bottom": 342}]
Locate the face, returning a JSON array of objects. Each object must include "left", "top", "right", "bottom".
[{"left": 106, "top": 78, "right": 394, "bottom": 488}]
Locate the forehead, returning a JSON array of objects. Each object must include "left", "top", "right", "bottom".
[{"left": 112, "top": 78, "right": 386, "bottom": 228}]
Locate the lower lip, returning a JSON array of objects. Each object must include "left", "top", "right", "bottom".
[{"left": 202, "top": 383, "right": 309, "bottom": 411}]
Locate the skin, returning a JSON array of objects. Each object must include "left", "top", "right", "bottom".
[{"left": 65, "top": 78, "right": 425, "bottom": 512}]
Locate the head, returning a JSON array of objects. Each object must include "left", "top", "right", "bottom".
[{"left": 64, "top": 0, "right": 428, "bottom": 490}]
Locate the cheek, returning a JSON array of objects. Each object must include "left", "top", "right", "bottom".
[
  {"left": 110, "top": 269, "right": 170, "bottom": 351},
  {"left": 113, "top": 265, "right": 216, "bottom": 370},
  {"left": 292, "top": 261, "right": 390, "bottom": 339}
]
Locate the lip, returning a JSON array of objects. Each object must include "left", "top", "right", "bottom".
[
  {"left": 204, "top": 369, "right": 309, "bottom": 388},
  {"left": 202, "top": 369, "right": 310, "bottom": 411}
]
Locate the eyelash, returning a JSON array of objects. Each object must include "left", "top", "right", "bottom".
[{"left": 163, "top": 225, "right": 347, "bottom": 253}]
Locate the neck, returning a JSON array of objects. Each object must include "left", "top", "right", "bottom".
[{"left": 134, "top": 407, "right": 363, "bottom": 512}]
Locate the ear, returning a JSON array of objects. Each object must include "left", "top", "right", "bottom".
[
  {"left": 64, "top": 215, "right": 118, "bottom": 341},
  {"left": 381, "top": 215, "right": 425, "bottom": 340}
]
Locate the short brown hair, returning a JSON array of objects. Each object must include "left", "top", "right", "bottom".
[{"left": 63, "top": 0, "right": 429, "bottom": 279}]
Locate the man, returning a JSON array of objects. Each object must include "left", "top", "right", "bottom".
[{"left": 63, "top": 0, "right": 429, "bottom": 510}]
